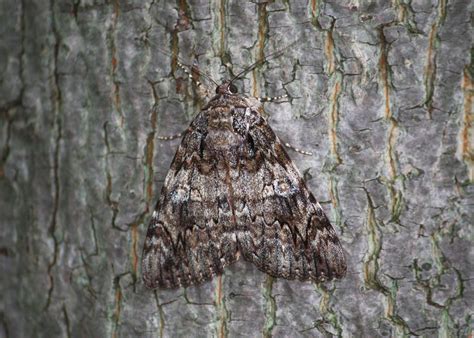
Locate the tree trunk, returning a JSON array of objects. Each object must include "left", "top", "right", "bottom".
[{"left": 1, "top": 0, "right": 472, "bottom": 337}]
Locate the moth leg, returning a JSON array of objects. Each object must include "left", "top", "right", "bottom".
[
  {"left": 157, "top": 128, "right": 189, "bottom": 141},
  {"left": 158, "top": 126, "right": 194, "bottom": 141},
  {"left": 158, "top": 133, "right": 183, "bottom": 141},
  {"left": 177, "top": 61, "right": 212, "bottom": 97},
  {"left": 253, "top": 94, "right": 311, "bottom": 155},
  {"left": 283, "top": 142, "right": 313, "bottom": 156},
  {"left": 256, "top": 94, "right": 288, "bottom": 103}
]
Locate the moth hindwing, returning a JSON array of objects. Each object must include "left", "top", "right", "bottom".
[{"left": 142, "top": 79, "right": 347, "bottom": 289}]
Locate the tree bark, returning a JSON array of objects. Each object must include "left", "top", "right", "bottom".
[{"left": 1, "top": 0, "right": 472, "bottom": 337}]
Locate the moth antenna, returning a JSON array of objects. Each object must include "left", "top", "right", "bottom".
[
  {"left": 138, "top": 37, "right": 218, "bottom": 87},
  {"left": 176, "top": 61, "right": 213, "bottom": 96},
  {"left": 230, "top": 38, "right": 301, "bottom": 84},
  {"left": 230, "top": 49, "right": 284, "bottom": 83}
]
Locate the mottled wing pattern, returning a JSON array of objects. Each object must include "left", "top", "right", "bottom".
[
  {"left": 142, "top": 113, "right": 240, "bottom": 289},
  {"left": 142, "top": 89, "right": 346, "bottom": 289},
  {"left": 230, "top": 107, "right": 347, "bottom": 282}
]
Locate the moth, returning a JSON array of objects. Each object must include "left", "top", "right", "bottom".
[{"left": 142, "top": 57, "right": 347, "bottom": 289}]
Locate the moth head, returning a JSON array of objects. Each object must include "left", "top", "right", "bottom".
[{"left": 216, "top": 81, "right": 238, "bottom": 95}]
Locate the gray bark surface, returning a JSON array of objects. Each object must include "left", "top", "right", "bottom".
[{"left": 1, "top": 0, "right": 473, "bottom": 337}]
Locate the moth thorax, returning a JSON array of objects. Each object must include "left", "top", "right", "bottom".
[{"left": 205, "top": 129, "right": 242, "bottom": 153}]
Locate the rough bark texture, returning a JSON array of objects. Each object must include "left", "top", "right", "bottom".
[{"left": 0, "top": 0, "right": 473, "bottom": 337}]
